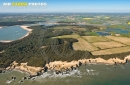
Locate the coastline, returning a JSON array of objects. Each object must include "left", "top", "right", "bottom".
[
  {"left": 8, "top": 61, "right": 42, "bottom": 76},
  {"left": 20, "top": 26, "right": 32, "bottom": 32},
  {"left": 0, "top": 26, "right": 32, "bottom": 43},
  {"left": 0, "top": 40, "right": 12, "bottom": 43},
  {"left": 0, "top": 50, "right": 5, "bottom": 54},
  {"left": 45, "top": 55, "right": 130, "bottom": 71},
  {"left": 19, "top": 26, "right": 33, "bottom": 40},
  {"left": 8, "top": 55, "right": 130, "bottom": 76}
]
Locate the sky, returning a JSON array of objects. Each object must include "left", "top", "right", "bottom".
[{"left": 0, "top": 0, "right": 130, "bottom": 13}]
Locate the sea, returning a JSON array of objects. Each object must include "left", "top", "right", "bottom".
[
  {"left": 0, "top": 62, "right": 130, "bottom": 85},
  {"left": 0, "top": 23, "right": 130, "bottom": 85}
]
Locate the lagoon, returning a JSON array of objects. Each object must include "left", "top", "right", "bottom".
[
  {"left": 0, "top": 22, "right": 57, "bottom": 42},
  {"left": 96, "top": 31, "right": 110, "bottom": 36},
  {"left": 96, "top": 28, "right": 130, "bottom": 36},
  {"left": 0, "top": 26, "right": 28, "bottom": 41},
  {"left": 106, "top": 28, "right": 129, "bottom": 34}
]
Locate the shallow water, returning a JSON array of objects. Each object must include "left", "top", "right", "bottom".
[
  {"left": 0, "top": 26, "right": 28, "bottom": 41},
  {"left": 0, "top": 22, "right": 56, "bottom": 41},
  {"left": 106, "top": 28, "right": 129, "bottom": 34},
  {"left": 96, "top": 31, "right": 110, "bottom": 36},
  {"left": 1, "top": 62, "right": 130, "bottom": 85}
]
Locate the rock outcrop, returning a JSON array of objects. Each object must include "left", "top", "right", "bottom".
[
  {"left": 7, "top": 55, "right": 130, "bottom": 76},
  {"left": 9, "top": 61, "right": 42, "bottom": 75},
  {"left": 45, "top": 55, "right": 130, "bottom": 72}
]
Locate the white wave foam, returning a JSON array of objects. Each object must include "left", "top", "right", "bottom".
[
  {"left": 37, "top": 69, "right": 82, "bottom": 79},
  {"left": 6, "top": 79, "right": 13, "bottom": 84},
  {"left": 86, "top": 69, "right": 99, "bottom": 75}
]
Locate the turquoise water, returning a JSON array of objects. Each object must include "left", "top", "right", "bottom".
[
  {"left": 96, "top": 28, "right": 130, "bottom": 36},
  {"left": 96, "top": 31, "right": 110, "bottom": 36},
  {"left": 0, "top": 22, "right": 56, "bottom": 41},
  {"left": 0, "top": 26, "right": 28, "bottom": 41},
  {"left": 106, "top": 28, "right": 129, "bottom": 34},
  {"left": 0, "top": 63, "right": 130, "bottom": 85}
]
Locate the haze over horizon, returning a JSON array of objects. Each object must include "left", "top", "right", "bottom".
[{"left": 0, "top": 0, "right": 130, "bottom": 13}]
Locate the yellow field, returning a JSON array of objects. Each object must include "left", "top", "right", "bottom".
[
  {"left": 128, "top": 22, "right": 130, "bottom": 25},
  {"left": 83, "top": 18, "right": 93, "bottom": 20},
  {"left": 73, "top": 38, "right": 99, "bottom": 51},
  {"left": 53, "top": 34, "right": 130, "bottom": 55},
  {"left": 92, "top": 46, "right": 130, "bottom": 55},
  {"left": 54, "top": 34, "right": 99, "bottom": 51},
  {"left": 105, "top": 36, "right": 130, "bottom": 45},
  {"left": 92, "top": 41, "right": 125, "bottom": 49},
  {"left": 104, "top": 17, "right": 110, "bottom": 19},
  {"left": 82, "top": 36, "right": 110, "bottom": 43}
]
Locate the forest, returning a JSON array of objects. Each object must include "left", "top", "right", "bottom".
[
  {"left": 0, "top": 21, "right": 43, "bottom": 26},
  {"left": 0, "top": 25, "right": 129, "bottom": 68}
]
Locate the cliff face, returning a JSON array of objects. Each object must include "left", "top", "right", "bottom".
[
  {"left": 45, "top": 55, "right": 130, "bottom": 71},
  {"left": 9, "top": 61, "right": 42, "bottom": 75},
  {"left": 8, "top": 55, "right": 130, "bottom": 76}
]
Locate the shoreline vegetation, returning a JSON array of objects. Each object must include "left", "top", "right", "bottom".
[
  {"left": 7, "top": 55, "right": 130, "bottom": 76},
  {"left": 0, "top": 26, "right": 32, "bottom": 43},
  {"left": 1, "top": 25, "right": 130, "bottom": 77},
  {"left": 19, "top": 26, "right": 33, "bottom": 39}
]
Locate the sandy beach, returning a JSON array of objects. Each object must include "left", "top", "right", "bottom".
[
  {"left": 20, "top": 26, "right": 32, "bottom": 32},
  {"left": 0, "top": 40, "right": 12, "bottom": 43},
  {"left": 0, "top": 50, "right": 5, "bottom": 54},
  {"left": 0, "top": 26, "right": 2, "bottom": 30},
  {"left": 19, "top": 26, "right": 33, "bottom": 40}
]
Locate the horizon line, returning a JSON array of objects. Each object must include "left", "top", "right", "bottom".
[{"left": 0, "top": 12, "right": 130, "bottom": 14}]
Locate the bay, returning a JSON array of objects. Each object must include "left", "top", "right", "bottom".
[{"left": 0, "top": 26, "right": 28, "bottom": 41}]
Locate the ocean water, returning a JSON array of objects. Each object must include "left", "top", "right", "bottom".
[
  {"left": 0, "top": 26, "right": 28, "bottom": 41},
  {"left": 0, "top": 62, "right": 130, "bottom": 85}
]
